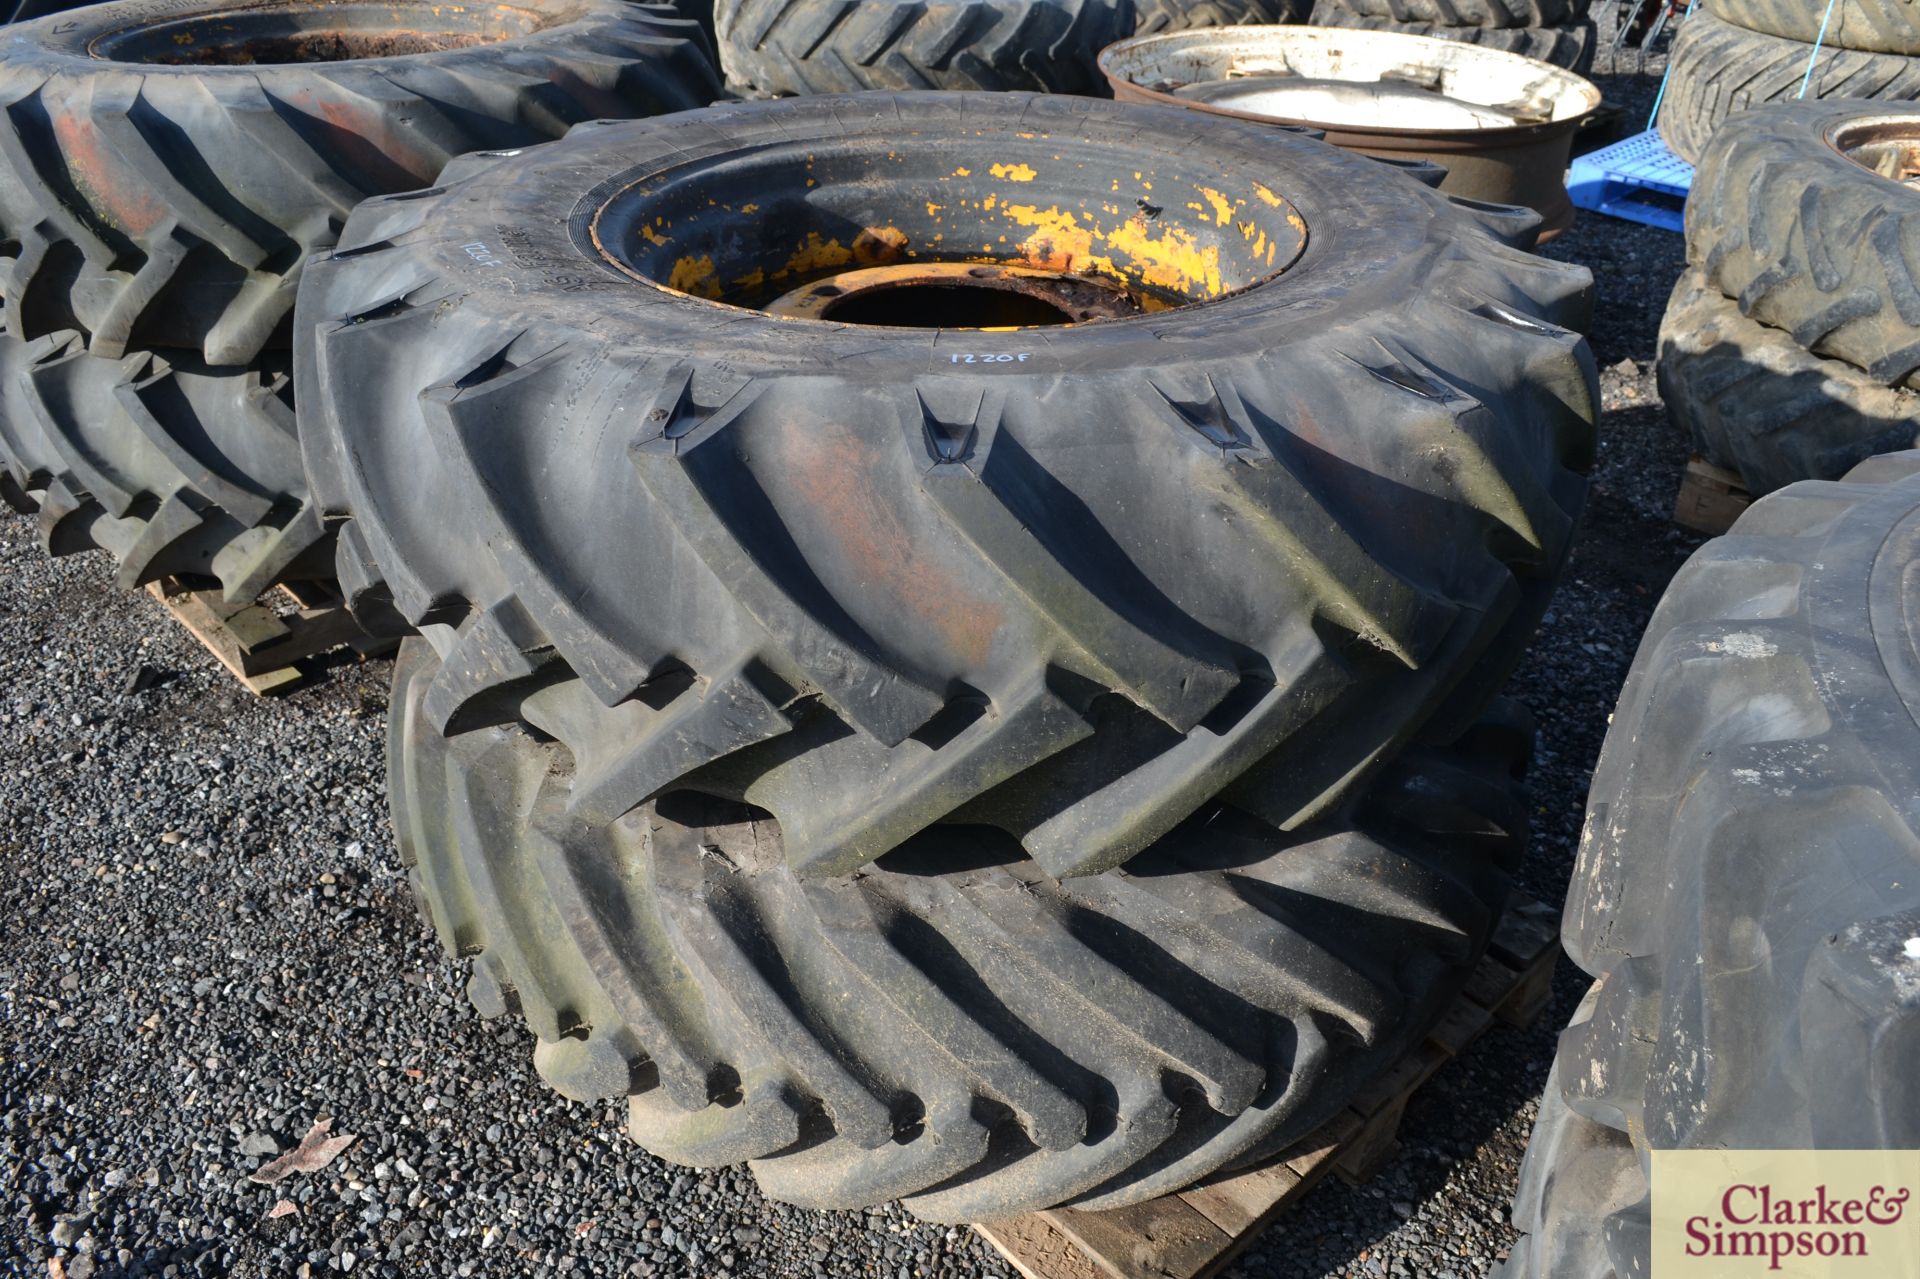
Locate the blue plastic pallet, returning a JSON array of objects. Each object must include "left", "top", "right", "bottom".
[{"left": 1567, "top": 129, "right": 1695, "bottom": 232}]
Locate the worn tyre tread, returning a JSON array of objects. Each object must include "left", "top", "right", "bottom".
[
  {"left": 0, "top": 331, "right": 327, "bottom": 599},
  {"left": 395, "top": 637, "right": 1535, "bottom": 1218},
  {"left": 1702, "top": 0, "right": 1920, "bottom": 56},
  {"left": 714, "top": 0, "right": 1131, "bottom": 93},
  {"left": 1657, "top": 10, "right": 1920, "bottom": 164},
  {"left": 1687, "top": 99, "right": 1920, "bottom": 388},
  {"left": 1131, "top": 0, "right": 1301, "bottom": 36},
  {"left": 1657, "top": 268, "right": 1920, "bottom": 494},
  {"left": 298, "top": 94, "right": 1596, "bottom": 885},
  {"left": 1312, "top": 0, "right": 1588, "bottom": 30},
  {"left": 1308, "top": 7, "right": 1597, "bottom": 71},
  {"left": 0, "top": 0, "right": 718, "bottom": 365},
  {"left": 1500, "top": 454, "right": 1920, "bottom": 1277}
]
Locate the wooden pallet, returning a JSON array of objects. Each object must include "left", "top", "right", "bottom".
[
  {"left": 1672, "top": 455, "right": 1752, "bottom": 536},
  {"left": 145, "top": 576, "right": 394, "bottom": 695},
  {"left": 975, "top": 895, "right": 1562, "bottom": 1279}
]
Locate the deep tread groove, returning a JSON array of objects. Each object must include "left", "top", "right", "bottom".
[
  {"left": 1686, "top": 99, "right": 1920, "bottom": 389},
  {"left": 1657, "top": 269, "right": 1920, "bottom": 494},
  {"left": 715, "top": 0, "right": 1129, "bottom": 92},
  {"left": 296, "top": 93, "right": 1597, "bottom": 882},
  {"left": 1129, "top": 0, "right": 1300, "bottom": 35},
  {"left": 1315, "top": 0, "right": 1588, "bottom": 28},
  {"left": 1309, "top": 5, "right": 1597, "bottom": 71},
  {"left": 1658, "top": 12, "right": 1920, "bottom": 166},
  {"left": 0, "top": 0, "right": 719, "bottom": 363},
  {"left": 1702, "top": 0, "right": 1920, "bottom": 56},
  {"left": 0, "top": 331, "right": 327, "bottom": 599},
  {"left": 392, "top": 639, "right": 1534, "bottom": 1218}
]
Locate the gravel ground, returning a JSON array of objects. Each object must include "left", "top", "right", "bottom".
[{"left": 2, "top": 31, "right": 1702, "bottom": 1279}]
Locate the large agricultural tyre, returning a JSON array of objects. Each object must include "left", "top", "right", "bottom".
[
  {"left": 392, "top": 636, "right": 1539, "bottom": 1218},
  {"left": 711, "top": 0, "right": 1132, "bottom": 94},
  {"left": 1311, "top": 0, "right": 1589, "bottom": 28},
  {"left": 0, "top": 0, "right": 719, "bottom": 367},
  {"left": 1656, "top": 9, "right": 1920, "bottom": 163},
  {"left": 1132, "top": 0, "right": 1305, "bottom": 37},
  {"left": 1307, "top": 6, "right": 1597, "bottom": 72},
  {"left": 0, "top": 331, "right": 329, "bottom": 599},
  {"left": 297, "top": 91, "right": 1597, "bottom": 885},
  {"left": 1702, "top": 0, "right": 1920, "bottom": 56},
  {"left": 1657, "top": 269, "right": 1920, "bottom": 494},
  {"left": 1499, "top": 452, "right": 1920, "bottom": 1278},
  {"left": 1689, "top": 100, "right": 1920, "bottom": 388}
]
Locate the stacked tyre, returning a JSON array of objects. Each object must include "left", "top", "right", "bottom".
[
  {"left": 0, "top": 0, "right": 719, "bottom": 603},
  {"left": 710, "top": 0, "right": 1323, "bottom": 98},
  {"left": 1500, "top": 453, "right": 1920, "bottom": 1277},
  {"left": 710, "top": 0, "right": 1164, "bottom": 97},
  {"left": 1135, "top": 0, "right": 1310, "bottom": 34},
  {"left": 1309, "top": 0, "right": 1598, "bottom": 73},
  {"left": 1658, "top": 100, "right": 1920, "bottom": 495},
  {"left": 292, "top": 89, "right": 1600, "bottom": 1218},
  {"left": 1659, "top": 1, "right": 1920, "bottom": 162}
]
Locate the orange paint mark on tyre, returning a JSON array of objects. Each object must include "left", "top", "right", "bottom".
[{"left": 51, "top": 114, "right": 168, "bottom": 238}]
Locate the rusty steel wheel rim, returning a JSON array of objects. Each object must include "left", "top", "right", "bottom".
[
  {"left": 760, "top": 261, "right": 1153, "bottom": 328},
  {"left": 1829, "top": 115, "right": 1920, "bottom": 192},
  {"left": 582, "top": 133, "right": 1311, "bottom": 328}
]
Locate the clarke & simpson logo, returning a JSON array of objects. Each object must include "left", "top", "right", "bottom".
[
  {"left": 1684, "top": 1182, "right": 1910, "bottom": 1269},
  {"left": 1652, "top": 1151, "right": 1920, "bottom": 1277}
]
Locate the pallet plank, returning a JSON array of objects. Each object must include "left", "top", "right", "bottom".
[
  {"left": 280, "top": 580, "right": 344, "bottom": 610},
  {"left": 146, "top": 583, "right": 303, "bottom": 695},
  {"left": 237, "top": 608, "right": 369, "bottom": 675},
  {"left": 1279, "top": 1109, "right": 1362, "bottom": 1178},
  {"left": 1347, "top": 1041, "right": 1445, "bottom": 1119},
  {"left": 1673, "top": 455, "right": 1751, "bottom": 536},
  {"left": 1175, "top": 1102, "right": 1362, "bottom": 1240},
  {"left": 223, "top": 604, "right": 294, "bottom": 658},
  {"left": 977, "top": 1217, "right": 1109, "bottom": 1279},
  {"left": 1041, "top": 1198, "right": 1227, "bottom": 1279},
  {"left": 1178, "top": 1162, "right": 1304, "bottom": 1238},
  {"left": 1334, "top": 1094, "right": 1411, "bottom": 1186},
  {"left": 1461, "top": 953, "right": 1521, "bottom": 1010},
  {"left": 145, "top": 575, "right": 384, "bottom": 696},
  {"left": 1494, "top": 950, "right": 1558, "bottom": 1028},
  {"left": 1489, "top": 897, "right": 1560, "bottom": 969},
  {"left": 1427, "top": 995, "right": 1496, "bottom": 1057}
]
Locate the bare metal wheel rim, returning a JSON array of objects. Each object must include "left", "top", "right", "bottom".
[
  {"left": 1097, "top": 26, "right": 1602, "bottom": 145},
  {"left": 1097, "top": 25, "right": 1599, "bottom": 240}
]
